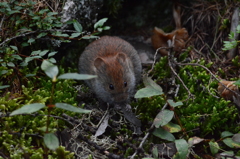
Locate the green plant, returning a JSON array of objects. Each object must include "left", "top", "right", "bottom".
[
  {"left": 134, "top": 75, "right": 189, "bottom": 159},
  {"left": 132, "top": 56, "right": 240, "bottom": 158},
  {"left": 0, "top": 0, "right": 110, "bottom": 91},
  {"left": 9, "top": 60, "right": 96, "bottom": 151},
  {"left": 222, "top": 24, "right": 240, "bottom": 51}
]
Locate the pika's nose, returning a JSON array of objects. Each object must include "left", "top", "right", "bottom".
[{"left": 113, "top": 93, "right": 128, "bottom": 104}]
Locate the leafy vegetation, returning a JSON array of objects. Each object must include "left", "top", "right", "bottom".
[
  {"left": 0, "top": 0, "right": 110, "bottom": 158},
  {"left": 1, "top": 0, "right": 240, "bottom": 158}
]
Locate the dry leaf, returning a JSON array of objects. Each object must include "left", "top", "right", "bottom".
[{"left": 218, "top": 80, "right": 239, "bottom": 100}]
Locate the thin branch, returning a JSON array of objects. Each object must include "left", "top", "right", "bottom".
[
  {"left": 0, "top": 14, "right": 5, "bottom": 30},
  {"left": 167, "top": 37, "right": 195, "bottom": 101},
  {"left": 0, "top": 30, "right": 38, "bottom": 47},
  {"left": 148, "top": 46, "right": 169, "bottom": 75}
]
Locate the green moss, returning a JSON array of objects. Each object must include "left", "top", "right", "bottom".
[
  {"left": 135, "top": 57, "right": 239, "bottom": 139},
  {"left": 175, "top": 59, "right": 239, "bottom": 137},
  {"left": 0, "top": 73, "right": 81, "bottom": 158}
]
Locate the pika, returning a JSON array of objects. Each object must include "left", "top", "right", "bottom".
[{"left": 79, "top": 36, "right": 142, "bottom": 105}]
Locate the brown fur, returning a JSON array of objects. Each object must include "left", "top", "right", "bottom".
[{"left": 79, "top": 36, "right": 142, "bottom": 104}]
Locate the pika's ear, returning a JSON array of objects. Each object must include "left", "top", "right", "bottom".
[
  {"left": 117, "top": 52, "right": 127, "bottom": 63},
  {"left": 94, "top": 57, "right": 106, "bottom": 68}
]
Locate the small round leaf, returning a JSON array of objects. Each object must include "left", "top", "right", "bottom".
[
  {"left": 44, "top": 133, "right": 59, "bottom": 150},
  {"left": 152, "top": 128, "right": 175, "bottom": 141},
  {"left": 174, "top": 139, "right": 189, "bottom": 159},
  {"left": 41, "top": 60, "right": 59, "bottom": 79}
]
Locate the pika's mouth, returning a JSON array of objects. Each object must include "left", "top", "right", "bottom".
[{"left": 113, "top": 93, "right": 128, "bottom": 104}]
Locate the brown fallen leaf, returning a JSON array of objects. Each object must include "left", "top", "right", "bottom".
[{"left": 218, "top": 80, "right": 239, "bottom": 101}]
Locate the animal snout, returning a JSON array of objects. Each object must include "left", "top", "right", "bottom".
[{"left": 113, "top": 93, "right": 128, "bottom": 104}]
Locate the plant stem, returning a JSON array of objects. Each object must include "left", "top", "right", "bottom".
[{"left": 46, "top": 80, "right": 56, "bottom": 133}]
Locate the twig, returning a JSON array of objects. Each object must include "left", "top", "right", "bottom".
[
  {"left": 130, "top": 126, "right": 153, "bottom": 159},
  {"left": 167, "top": 37, "right": 195, "bottom": 101},
  {"left": 148, "top": 46, "right": 169, "bottom": 75},
  {"left": 0, "top": 14, "right": 5, "bottom": 30},
  {"left": 0, "top": 30, "right": 38, "bottom": 47}
]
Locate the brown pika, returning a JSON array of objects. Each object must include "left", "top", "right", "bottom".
[{"left": 79, "top": 36, "right": 142, "bottom": 105}]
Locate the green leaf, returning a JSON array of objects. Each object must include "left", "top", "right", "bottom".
[
  {"left": 221, "top": 131, "right": 234, "bottom": 138},
  {"left": 10, "top": 45, "right": 18, "bottom": 51},
  {"left": 8, "top": 10, "right": 20, "bottom": 14},
  {"left": 94, "top": 18, "right": 108, "bottom": 29},
  {"left": 25, "top": 74, "right": 36, "bottom": 77},
  {"left": 103, "top": 26, "right": 110, "bottom": 30},
  {"left": 220, "top": 151, "right": 234, "bottom": 157},
  {"left": 25, "top": 56, "right": 42, "bottom": 63},
  {"left": 237, "top": 25, "right": 240, "bottom": 33},
  {"left": 28, "top": 38, "right": 35, "bottom": 43},
  {"left": 39, "top": 50, "right": 49, "bottom": 56},
  {"left": 48, "top": 58, "right": 56, "bottom": 63},
  {"left": 58, "top": 33, "right": 69, "bottom": 37},
  {"left": 152, "top": 146, "right": 158, "bottom": 159},
  {"left": 55, "top": 103, "right": 91, "bottom": 113},
  {"left": 48, "top": 51, "right": 58, "bottom": 58},
  {"left": 0, "top": 70, "right": 8, "bottom": 75},
  {"left": 82, "top": 35, "right": 99, "bottom": 39},
  {"left": 223, "top": 138, "right": 234, "bottom": 148},
  {"left": 152, "top": 127, "right": 175, "bottom": 141},
  {"left": 234, "top": 80, "right": 240, "bottom": 87},
  {"left": 39, "top": 9, "right": 49, "bottom": 14},
  {"left": 10, "top": 103, "right": 45, "bottom": 116},
  {"left": 20, "top": 61, "right": 28, "bottom": 66},
  {"left": 41, "top": 60, "right": 59, "bottom": 79},
  {"left": 174, "top": 139, "right": 189, "bottom": 159},
  {"left": 223, "top": 138, "right": 240, "bottom": 148},
  {"left": 97, "top": 27, "right": 103, "bottom": 32},
  {"left": 167, "top": 99, "right": 183, "bottom": 107},
  {"left": 134, "top": 87, "right": 163, "bottom": 98},
  {"left": 21, "top": 42, "right": 29, "bottom": 47},
  {"left": 44, "top": 133, "right": 59, "bottom": 150},
  {"left": 47, "top": 12, "right": 58, "bottom": 16},
  {"left": 12, "top": 55, "right": 22, "bottom": 60},
  {"left": 7, "top": 62, "right": 15, "bottom": 67},
  {"left": 162, "top": 122, "right": 181, "bottom": 133},
  {"left": 73, "top": 20, "right": 82, "bottom": 33},
  {"left": 135, "top": 76, "right": 163, "bottom": 98},
  {"left": 0, "top": 85, "right": 10, "bottom": 89},
  {"left": 32, "top": 16, "right": 40, "bottom": 20},
  {"left": 143, "top": 75, "right": 163, "bottom": 90},
  {"left": 31, "top": 50, "right": 41, "bottom": 55},
  {"left": 70, "top": 32, "right": 81, "bottom": 38},
  {"left": 232, "top": 133, "right": 240, "bottom": 143},
  {"left": 209, "top": 141, "right": 219, "bottom": 155},
  {"left": 58, "top": 73, "right": 97, "bottom": 80},
  {"left": 37, "top": 32, "right": 48, "bottom": 38},
  {"left": 153, "top": 110, "right": 174, "bottom": 128}
]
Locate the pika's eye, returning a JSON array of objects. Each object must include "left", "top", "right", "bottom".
[
  {"left": 124, "top": 81, "right": 127, "bottom": 87},
  {"left": 109, "top": 84, "right": 114, "bottom": 90}
]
